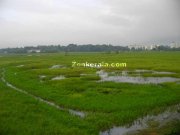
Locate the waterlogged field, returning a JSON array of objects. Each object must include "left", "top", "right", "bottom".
[{"left": 0, "top": 52, "right": 180, "bottom": 135}]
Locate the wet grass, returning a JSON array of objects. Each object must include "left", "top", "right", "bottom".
[
  {"left": 0, "top": 80, "right": 97, "bottom": 135},
  {"left": 0, "top": 51, "right": 180, "bottom": 135},
  {"left": 136, "top": 120, "right": 180, "bottom": 135}
]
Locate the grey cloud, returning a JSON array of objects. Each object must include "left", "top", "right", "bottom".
[{"left": 0, "top": 0, "right": 180, "bottom": 48}]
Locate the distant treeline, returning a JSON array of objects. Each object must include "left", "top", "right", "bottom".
[{"left": 0, "top": 44, "right": 179, "bottom": 53}]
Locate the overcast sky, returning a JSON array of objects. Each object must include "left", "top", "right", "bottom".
[{"left": 0, "top": 0, "right": 180, "bottom": 48}]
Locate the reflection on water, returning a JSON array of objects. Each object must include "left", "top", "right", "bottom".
[
  {"left": 16, "top": 65, "right": 24, "bottom": 68},
  {"left": 39, "top": 75, "right": 46, "bottom": 79},
  {"left": 51, "top": 75, "right": 65, "bottom": 80},
  {"left": 69, "top": 109, "right": 85, "bottom": 118},
  {"left": 97, "top": 70, "right": 179, "bottom": 84},
  {"left": 100, "top": 104, "right": 180, "bottom": 135},
  {"left": 49, "top": 65, "right": 66, "bottom": 69},
  {"left": 134, "top": 69, "right": 175, "bottom": 75}
]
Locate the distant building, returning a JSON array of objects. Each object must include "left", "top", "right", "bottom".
[
  {"left": 27, "top": 49, "right": 41, "bottom": 53},
  {"left": 170, "top": 42, "right": 180, "bottom": 48},
  {"left": 128, "top": 44, "right": 158, "bottom": 50}
]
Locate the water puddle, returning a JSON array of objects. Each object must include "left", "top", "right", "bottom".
[
  {"left": 16, "top": 65, "right": 24, "bottom": 68},
  {"left": 51, "top": 75, "right": 65, "bottom": 80},
  {"left": 1, "top": 69, "right": 85, "bottom": 118},
  {"left": 97, "top": 70, "right": 179, "bottom": 84},
  {"left": 39, "top": 75, "right": 46, "bottom": 79},
  {"left": 152, "top": 71, "right": 175, "bottom": 74},
  {"left": 49, "top": 65, "right": 65, "bottom": 69},
  {"left": 100, "top": 104, "right": 180, "bottom": 135},
  {"left": 69, "top": 109, "right": 85, "bottom": 118},
  {"left": 80, "top": 73, "right": 90, "bottom": 76},
  {"left": 134, "top": 69, "right": 175, "bottom": 75},
  {"left": 80, "top": 73, "right": 96, "bottom": 76}
]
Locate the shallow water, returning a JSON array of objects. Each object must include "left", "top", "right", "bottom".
[
  {"left": 135, "top": 69, "right": 175, "bottom": 75},
  {"left": 51, "top": 75, "right": 65, "bottom": 80},
  {"left": 100, "top": 104, "right": 180, "bottom": 135},
  {"left": 97, "top": 70, "right": 179, "bottom": 84},
  {"left": 39, "top": 75, "right": 46, "bottom": 79},
  {"left": 69, "top": 109, "right": 85, "bottom": 118},
  {"left": 50, "top": 65, "right": 65, "bottom": 69},
  {"left": 80, "top": 73, "right": 95, "bottom": 76},
  {"left": 1, "top": 70, "right": 85, "bottom": 118},
  {"left": 152, "top": 71, "right": 175, "bottom": 74},
  {"left": 16, "top": 65, "right": 24, "bottom": 68}
]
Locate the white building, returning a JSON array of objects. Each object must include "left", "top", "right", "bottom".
[
  {"left": 27, "top": 49, "right": 41, "bottom": 53},
  {"left": 170, "top": 42, "right": 180, "bottom": 48}
]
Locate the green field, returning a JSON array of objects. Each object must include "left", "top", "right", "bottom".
[{"left": 0, "top": 51, "right": 180, "bottom": 135}]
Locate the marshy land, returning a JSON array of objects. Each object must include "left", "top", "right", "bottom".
[{"left": 0, "top": 51, "right": 180, "bottom": 135}]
